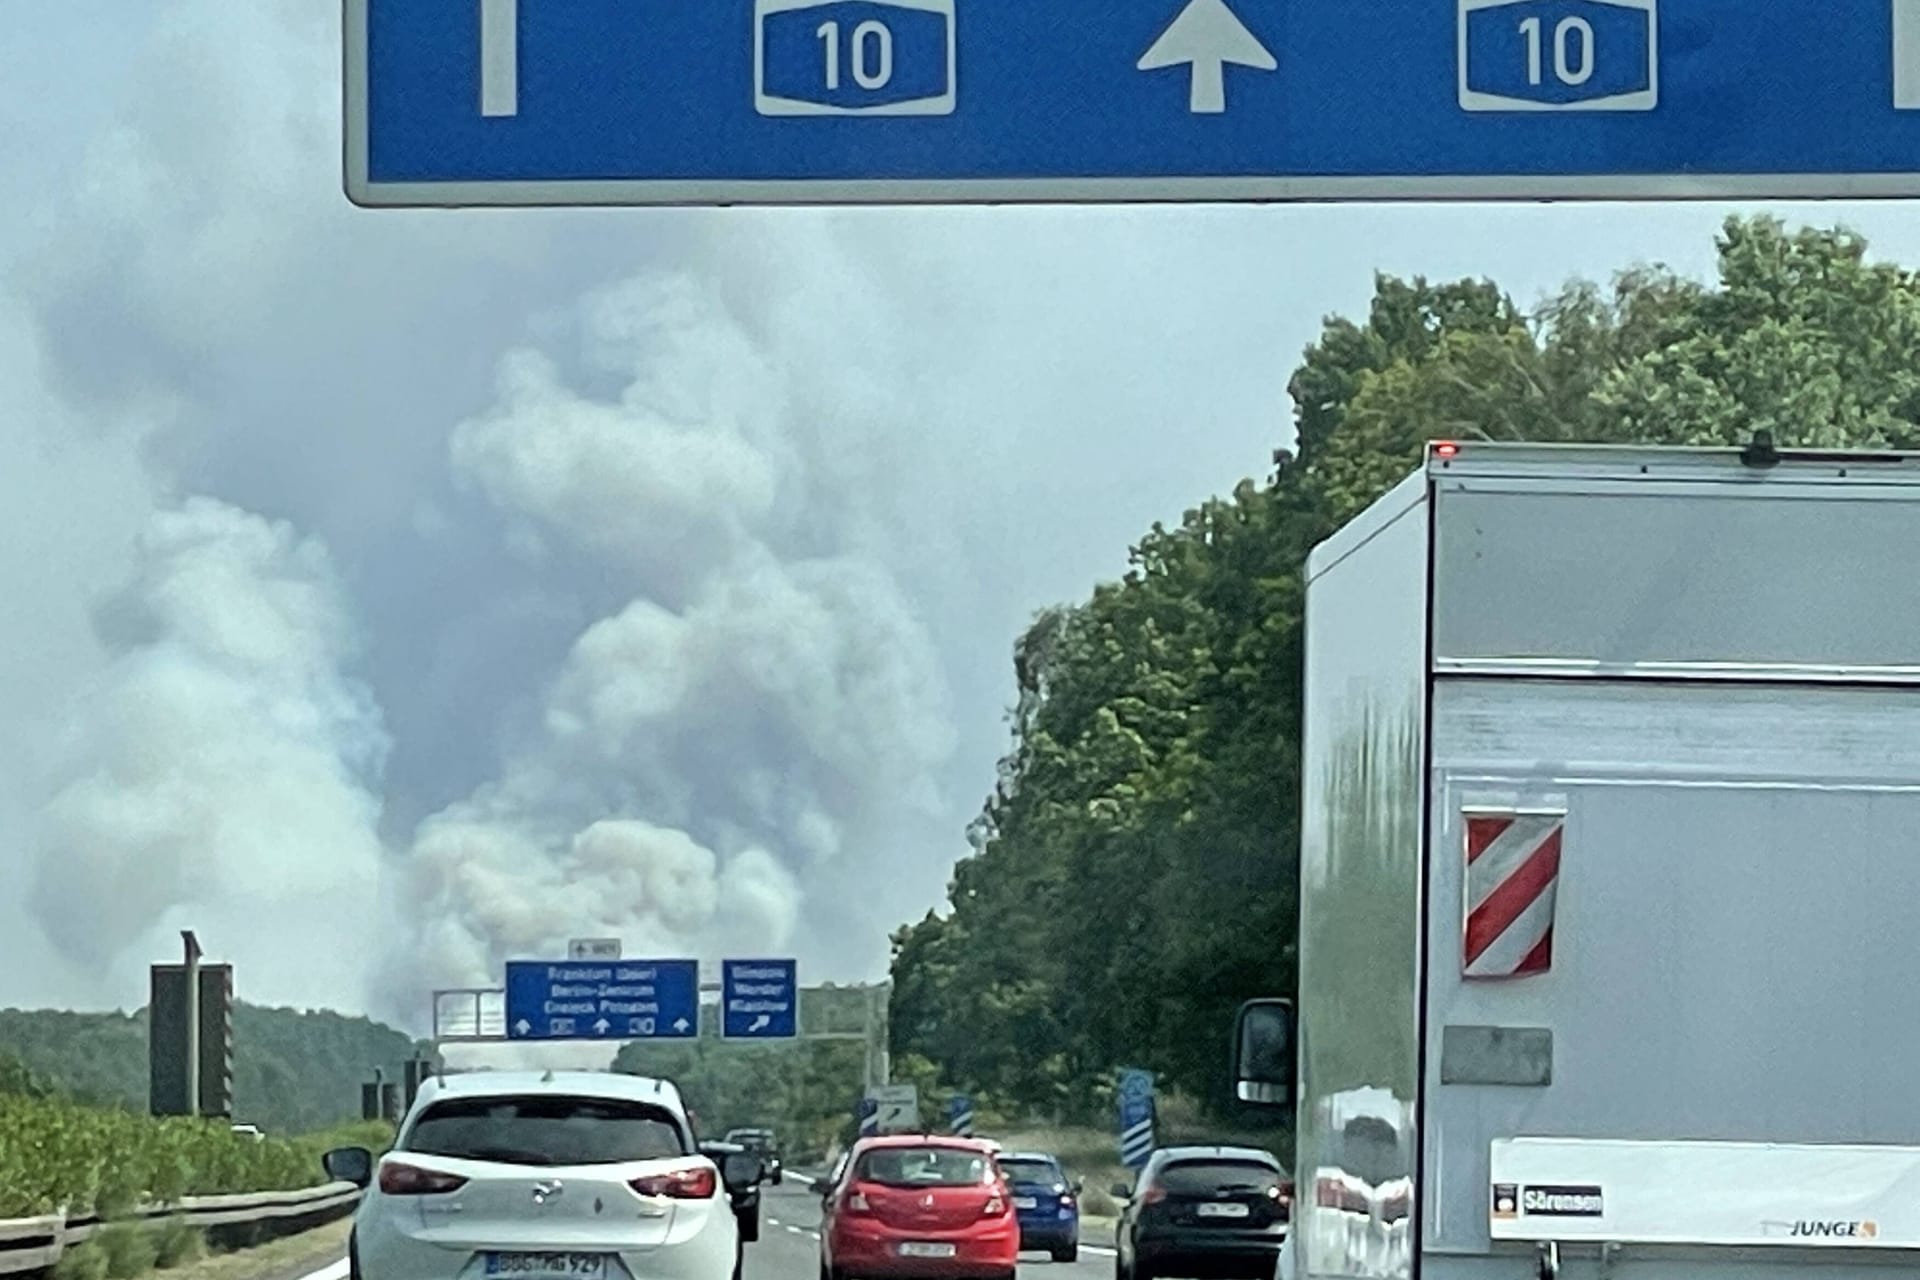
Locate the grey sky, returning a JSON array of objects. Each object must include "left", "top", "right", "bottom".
[{"left": 3, "top": 1, "right": 1916, "bottom": 1031}]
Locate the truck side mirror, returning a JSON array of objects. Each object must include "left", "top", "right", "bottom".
[{"left": 1231, "top": 998, "right": 1296, "bottom": 1108}]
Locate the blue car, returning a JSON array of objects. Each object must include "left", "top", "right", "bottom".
[{"left": 997, "top": 1150, "right": 1081, "bottom": 1262}]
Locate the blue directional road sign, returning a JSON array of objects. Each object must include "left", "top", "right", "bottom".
[
  {"left": 720, "top": 958, "right": 799, "bottom": 1040},
  {"left": 948, "top": 1094, "right": 975, "bottom": 1137},
  {"left": 1117, "top": 1067, "right": 1156, "bottom": 1170},
  {"left": 350, "top": 0, "right": 1920, "bottom": 208},
  {"left": 504, "top": 959, "right": 699, "bottom": 1041}
]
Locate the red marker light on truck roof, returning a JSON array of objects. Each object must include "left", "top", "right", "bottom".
[{"left": 1434, "top": 441, "right": 1459, "bottom": 458}]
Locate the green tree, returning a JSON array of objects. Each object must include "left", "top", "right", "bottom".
[{"left": 889, "top": 214, "right": 1920, "bottom": 1125}]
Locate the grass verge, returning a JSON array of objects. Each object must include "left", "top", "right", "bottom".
[{"left": 148, "top": 1218, "right": 350, "bottom": 1280}]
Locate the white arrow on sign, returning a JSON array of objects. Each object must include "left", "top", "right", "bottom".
[
  {"left": 1137, "top": 0, "right": 1276, "bottom": 114},
  {"left": 514, "top": 1018, "right": 531, "bottom": 1035},
  {"left": 673, "top": 1017, "right": 691, "bottom": 1033},
  {"left": 747, "top": 1014, "right": 771, "bottom": 1033},
  {"left": 593, "top": 1018, "right": 611, "bottom": 1034}
]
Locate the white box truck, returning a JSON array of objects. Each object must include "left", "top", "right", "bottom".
[{"left": 1230, "top": 439, "right": 1920, "bottom": 1279}]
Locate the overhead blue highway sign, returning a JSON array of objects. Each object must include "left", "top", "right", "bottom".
[
  {"left": 504, "top": 959, "right": 699, "bottom": 1041},
  {"left": 721, "top": 958, "right": 798, "bottom": 1039},
  {"left": 349, "top": 0, "right": 1920, "bottom": 207}
]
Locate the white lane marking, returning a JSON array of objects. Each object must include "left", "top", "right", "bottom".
[
  {"left": 1082, "top": 1244, "right": 1117, "bottom": 1257},
  {"left": 767, "top": 1218, "right": 782, "bottom": 1226},
  {"left": 296, "top": 1258, "right": 350, "bottom": 1280}
]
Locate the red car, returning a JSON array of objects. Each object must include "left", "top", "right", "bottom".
[{"left": 820, "top": 1135, "right": 1019, "bottom": 1280}]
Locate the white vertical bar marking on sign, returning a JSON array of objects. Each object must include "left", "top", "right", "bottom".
[
  {"left": 481, "top": 0, "right": 519, "bottom": 118},
  {"left": 1897, "top": 0, "right": 1920, "bottom": 108}
]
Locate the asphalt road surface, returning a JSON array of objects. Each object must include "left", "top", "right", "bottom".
[
  {"left": 753, "top": 1181, "right": 1117, "bottom": 1280},
  {"left": 290, "top": 1181, "right": 1116, "bottom": 1280}
]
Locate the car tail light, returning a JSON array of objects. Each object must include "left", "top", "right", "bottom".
[
  {"left": 1059, "top": 1193, "right": 1076, "bottom": 1207},
  {"left": 378, "top": 1162, "right": 469, "bottom": 1195},
  {"left": 983, "top": 1193, "right": 1006, "bottom": 1217},
  {"left": 630, "top": 1166, "right": 718, "bottom": 1199},
  {"left": 1141, "top": 1186, "right": 1166, "bottom": 1205},
  {"left": 845, "top": 1189, "right": 873, "bottom": 1215}
]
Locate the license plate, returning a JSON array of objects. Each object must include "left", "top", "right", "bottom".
[
  {"left": 483, "top": 1252, "right": 609, "bottom": 1278},
  {"left": 1013, "top": 1196, "right": 1038, "bottom": 1209},
  {"left": 898, "top": 1242, "right": 958, "bottom": 1258},
  {"left": 1197, "top": 1202, "right": 1251, "bottom": 1218}
]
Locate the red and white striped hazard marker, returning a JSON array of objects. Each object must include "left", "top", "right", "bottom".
[{"left": 1462, "top": 811, "right": 1564, "bottom": 979}]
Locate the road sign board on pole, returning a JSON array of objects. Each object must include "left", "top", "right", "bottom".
[
  {"left": 350, "top": 0, "right": 1920, "bottom": 208},
  {"left": 721, "top": 958, "right": 799, "bottom": 1039},
  {"left": 857, "top": 1095, "right": 881, "bottom": 1136},
  {"left": 948, "top": 1094, "right": 975, "bottom": 1137},
  {"left": 433, "top": 988, "right": 507, "bottom": 1042},
  {"left": 1117, "top": 1067, "right": 1156, "bottom": 1170},
  {"left": 868, "top": 1084, "right": 920, "bottom": 1133},
  {"left": 569, "top": 937, "right": 621, "bottom": 961},
  {"left": 504, "top": 959, "right": 699, "bottom": 1040},
  {"left": 195, "top": 964, "right": 235, "bottom": 1120}
]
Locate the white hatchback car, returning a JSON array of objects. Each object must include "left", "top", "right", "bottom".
[{"left": 324, "top": 1070, "right": 762, "bottom": 1280}]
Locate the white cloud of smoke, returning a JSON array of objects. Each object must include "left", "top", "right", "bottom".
[
  {"left": 388, "top": 271, "right": 956, "bottom": 1005},
  {"left": 29, "top": 497, "right": 390, "bottom": 1008}
]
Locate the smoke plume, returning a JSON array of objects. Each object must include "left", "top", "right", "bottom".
[
  {"left": 30, "top": 497, "right": 389, "bottom": 1007},
  {"left": 390, "top": 269, "right": 955, "bottom": 1003}
]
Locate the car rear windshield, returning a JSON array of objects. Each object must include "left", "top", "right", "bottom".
[
  {"left": 402, "top": 1095, "right": 687, "bottom": 1166},
  {"left": 856, "top": 1146, "right": 993, "bottom": 1188},
  {"left": 998, "top": 1158, "right": 1062, "bottom": 1184},
  {"left": 1156, "top": 1159, "right": 1284, "bottom": 1195}
]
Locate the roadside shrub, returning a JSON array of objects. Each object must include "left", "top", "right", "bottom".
[
  {"left": 151, "top": 1218, "right": 204, "bottom": 1269},
  {"left": 51, "top": 1240, "right": 109, "bottom": 1280},
  {"left": 94, "top": 1223, "right": 159, "bottom": 1279},
  {"left": 0, "top": 1094, "right": 390, "bottom": 1217}
]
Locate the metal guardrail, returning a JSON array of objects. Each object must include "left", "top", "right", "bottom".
[{"left": 0, "top": 1181, "right": 362, "bottom": 1276}]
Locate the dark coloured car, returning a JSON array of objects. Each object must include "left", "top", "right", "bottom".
[
  {"left": 725, "top": 1127, "right": 784, "bottom": 1184},
  {"left": 1113, "top": 1146, "right": 1290, "bottom": 1280},
  {"left": 994, "top": 1151, "right": 1080, "bottom": 1261}
]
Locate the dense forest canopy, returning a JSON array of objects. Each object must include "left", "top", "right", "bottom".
[{"left": 0, "top": 1004, "right": 429, "bottom": 1134}]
